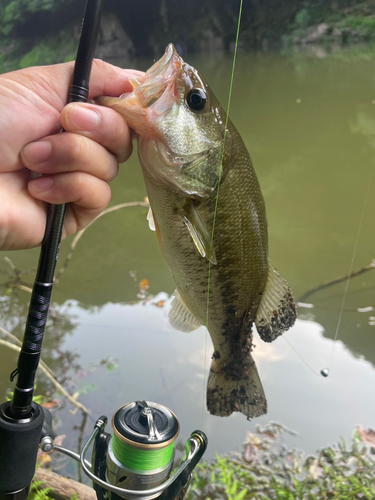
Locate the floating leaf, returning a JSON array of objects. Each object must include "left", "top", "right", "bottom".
[{"left": 139, "top": 279, "right": 149, "bottom": 291}]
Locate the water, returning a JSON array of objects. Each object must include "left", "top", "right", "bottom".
[{"left": 1, "top": 45, "right": 375, "bottom": 477}]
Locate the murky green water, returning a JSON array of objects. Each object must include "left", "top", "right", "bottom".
[{"left": 1, "top": 45, "right": 375, "bottom": 476}]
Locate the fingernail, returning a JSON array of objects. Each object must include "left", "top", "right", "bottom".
[
  {"left": 29, "top": 176, "right": 53, "bottom": 193},
  {"left": 22, "top": 141, "right": 51, "bottom": 165},
  {"left": 65, "top": 104, "right": 100, "bottom": 131}
]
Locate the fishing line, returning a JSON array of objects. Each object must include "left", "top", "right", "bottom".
[
  {"left": 202, "top": 0, "right": 244, "bottom": 426},
  {"left": 322, "top": 167, "right": 374, "bottom": 377},
  {"left": 281, "top": 335, "right": 320, "bottom": 377},
  {"left": 283, "top": 170, "right": 374, "bottom": 378}
]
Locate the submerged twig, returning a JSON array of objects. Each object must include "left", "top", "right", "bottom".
[
  {"left": 299, "top": 259, "right": 375, "bottom": 302},
  {"left": 0, "top": 338, "right": 89, "bottom": 415},
  {"left": 9, "top": 284, "right": 32, "bottom": 294},
  {"left": 0, "top": 326, "right": 55, "bottom": 377},
  {"left": 55, "top": 201, "right": 149, "bottom": 281}
]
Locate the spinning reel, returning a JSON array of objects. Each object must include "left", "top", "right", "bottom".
[{"left": 40, "top": 401, "right": 207, "bottom": 500}]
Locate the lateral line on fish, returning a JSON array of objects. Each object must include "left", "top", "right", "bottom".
[
  {"left": 327, "top": 167, "right": 374, "bottom": 371},
  {"left": 203, "top": 0, "right": 244, "bottom": 419}
]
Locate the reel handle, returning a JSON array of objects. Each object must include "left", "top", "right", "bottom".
[{"left": 158, "top": 430, "right": 208, "bottom": 500}]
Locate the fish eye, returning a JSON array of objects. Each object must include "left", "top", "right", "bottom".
[{"left": 186, "top": 89, "right": 206, "bottom": 111}]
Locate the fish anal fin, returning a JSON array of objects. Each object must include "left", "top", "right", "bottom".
[
  {"left": 182, "top": 205, "right": 217, "bottom": 265},
  {"left": 168, "top": 289, "right": 202, "bottom": 332},
  {"left": 207, "top": 356, "right": 267, "bottom": 418},
  {"left": 255, "top": 261, "right": 297, "bottom": 343}
]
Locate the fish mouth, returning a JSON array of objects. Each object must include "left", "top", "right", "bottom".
[
  {"left": 97, "top": 44, "right": 182, "bottom": 132},
  {"left": 132, "top": 43, "right": 181, "bottom": 110}
]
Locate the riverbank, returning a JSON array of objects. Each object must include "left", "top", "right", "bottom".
[
  {"left": 31, "top": 423, "right": 375, "bottom": 500},
  {"left": 3, "top": 1, "right": 375, "bottom": 73}
]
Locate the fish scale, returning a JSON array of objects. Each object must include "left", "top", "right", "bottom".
[{"left": 99, "top": 44, "right": 296, "bottom": 418}]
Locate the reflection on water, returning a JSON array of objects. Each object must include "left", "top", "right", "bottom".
[{"left": 1, "top": 45, "right": 375, "bottom": 470}]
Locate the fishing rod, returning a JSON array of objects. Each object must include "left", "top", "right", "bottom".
[
  {"left": 0, "top": 1, "right": 207, "bottom": 499},
  {"left": 0, "top": 0, "right": 104, "bottom": 496}
]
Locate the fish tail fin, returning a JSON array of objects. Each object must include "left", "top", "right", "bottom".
[
  {"left": 255, "top": 260, "right": 297, "bottom": 343},
  {"left": 206, "top": 356, "right": 267, "bottom": 419}
]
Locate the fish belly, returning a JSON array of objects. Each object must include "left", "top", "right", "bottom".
[{"left": 142, "top": 138, "right": 269, "bottom": 367}]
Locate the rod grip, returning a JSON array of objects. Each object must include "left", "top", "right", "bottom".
[{"left": 0, "top": 403, "right": 44, "bottom": 494}]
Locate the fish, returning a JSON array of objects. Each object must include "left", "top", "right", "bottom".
[{"left": 98, "top": 44, "right": 297, "bottom": 419}]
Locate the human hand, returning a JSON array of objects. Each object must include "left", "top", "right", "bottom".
[{"left": 0, "top": 59, "right": 144, "bottom": 251}]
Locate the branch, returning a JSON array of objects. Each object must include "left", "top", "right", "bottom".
[
  {"left": 0, "top": 326, "right": 55, "bottom": 377},
  {"left": 298, "top": 259, "right": 375, "bottom": 302},
  {"left": 55, "top": 201, "right": 149, "bottom": 281},
  {"left": 0, "top": 338, "right": 89, "bottom": 415}
]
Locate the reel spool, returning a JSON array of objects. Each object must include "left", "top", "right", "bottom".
[
  {"left": 106, "top": 401, "right": 179, "bottom": 496},
  {"left": 39, "top": 399, "right": 207, "bottom": 500}
]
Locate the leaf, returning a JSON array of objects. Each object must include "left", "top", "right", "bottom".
[
  {"left": 229, "top": 479, "right": 238, "bottom": 496},
  {"left": 106, "top": 362, "right": 118, "bottom": 372},
  {"left": 139, "top": 279, "right": 149, "bottom": 291},
  {"left": 234, "top": 488, "right": 248, "bottom": 500},
  {"left": 356, "top": 426, "right": 375, "bottom": 449}
]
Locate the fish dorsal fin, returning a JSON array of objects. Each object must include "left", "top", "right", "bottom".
[
  {"left": 182, "top": 205, "right": 217, "bottom": 265},
  {"left": 147, "top": 207, "right": 156, "bottom": 231},
  {"left": 169, "top": 290, "right": 202, "bottom": 332},
  {"left": 255, "top": 261, "right": 297, "bottom": 343}
]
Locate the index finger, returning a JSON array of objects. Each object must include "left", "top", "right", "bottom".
[{"left": 88, "top": 59, "right": 145, "bottom": 100}]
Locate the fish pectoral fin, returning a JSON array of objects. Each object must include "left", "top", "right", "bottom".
[
  {"left": 182, "top": 206, "right": 217, "bottom": 265},
  {"left": 169, "top": 290, "right": 202, "bottom": 332},
  {"left": 255, "top": 260, "right": 297, "bottom": 342},
  {"left": 147, "top": 207, "right": 156, "bottom": 231}
]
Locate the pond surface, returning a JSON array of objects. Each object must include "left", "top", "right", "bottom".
[{"left": 1, "top": 44, "right": 375, "bottom": 477}]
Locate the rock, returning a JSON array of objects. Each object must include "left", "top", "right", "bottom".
[
  {"left": 304, "top": 23, "right": 329, "bottom": 43},
  {"left": 95, "top": 13, "right": 135, "bottom": 65},
  {"left": 331, "top": 27, "right": 342, "bottom": 38}
]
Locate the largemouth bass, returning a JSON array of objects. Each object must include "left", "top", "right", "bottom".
[{"left": 99, "top": 44, "right": 296, "bottom": 419}]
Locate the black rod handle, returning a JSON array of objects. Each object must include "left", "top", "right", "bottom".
[{"left": 10, "top": 0, "right": 104, "bottom": 418}]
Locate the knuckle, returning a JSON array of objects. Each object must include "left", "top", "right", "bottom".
[{"left": 68, "top": 135, "right": 92, "bottom": 165}]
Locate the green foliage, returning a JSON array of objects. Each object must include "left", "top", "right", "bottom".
[
  {"left": 17, "top": 32, "right": 76, "bottom": 69},
  {"left": 294, "top": 3, "right": 311, "bottom": 29},
  {"left": 0, "top": 0, "right": 71, "bottom": 36},
  {"left": 190, "top": 425, "right": 375, "bottom": 500},
  {"left": 28, "top": 480, "right": 53, "bottom": 500},
  {"left": 6, "top": 386, "right": 45, "bottom": 405},
  {"left": 340, "top": 15, "right": 375, "bottom": 39}
]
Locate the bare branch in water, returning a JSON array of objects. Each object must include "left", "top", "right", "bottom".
[
  {"left": 0, "top": 337, "right": 89, "bottom": 415},
  {"left": 0, "top": 326, "right": 55, "bottom": 378},
  {"left": 299, "top": 259, "right": 375, "bottom": 302},
  {"left": 55, "top": 201, "right": 149, "bottom": 281},
  {"left": 3, "top": 256, "right": 35, "bottom": 276}
]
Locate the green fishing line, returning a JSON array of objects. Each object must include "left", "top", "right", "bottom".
[
  {"left": 202, "top": 0, "right": 244, "bottom": 425},
  {"left": 111, "top": 434, "right": 174, "bottom": 471}
]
